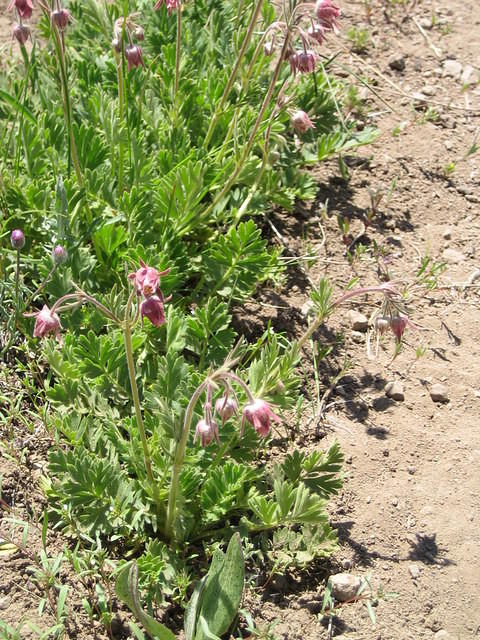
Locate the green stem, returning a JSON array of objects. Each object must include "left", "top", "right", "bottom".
[
  {"left": 165, "top": 380, "right": 209, "bottom": 541},
  {"left": 204, "top": 0, "right": 264, "bottom": 146},
  {"left": 14, "top": 249, "right": 20, "bottom": 326},
  {"left": 123, "top": 290, "right": 162, "bottom": 513},
  {"left": 117, "top": 53, "right": 125, "bottom": 195},
  {"left": 174, "top": 4, "right": 182, "bottom": 98}
]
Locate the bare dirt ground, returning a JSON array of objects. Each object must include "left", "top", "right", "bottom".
[{"left": 1, "top": 0, "right": 480, "bottom": 639}]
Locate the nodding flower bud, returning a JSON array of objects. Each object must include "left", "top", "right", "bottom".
[
  {"left": 111, "top": 37, "right": 122, "bottom": 53},
  {"left": 154, "top": 0, "right": 179, "bottom": 13},
  {"left": 10, "top": 229, "right": 25, "bottom": 249},
  {"left": 194, "top": 418, "right": 219, "bottom": 447},
  {"left": 26, "top": 305, "right": 62, "bottom": 341},
  {"left": 140, "top": 294, "right": 166, "bottom": 327},
  {"left": 389, "top": 314, "right": 408, "bottom": 342},
  {"left": 215, "top": 396, "right": 238, "bottom": 424},
  {"left": 51, "top": 8, "right": 72, "bottom": 30},
  {"left": 296, "top": 50, "right": 316, "bottom": 73},
  {"left": 12, "top": 23, "right": 30, "bottom": 45},
  {"left": 242, "top": 399, "right": 280, "bottom": 438},
  {"left": 52, "top": 245, "right": 67, "bottom": 264},
  {"left": 124, "top": 44, "right": 145, "bottom": 71},
  {"left": 133, "top": 26, "right": 145, "bottom": 41},
  {"left": 291, "top": 110, "right": 315, "bottom": 134},
  {"left": 375, "top": 316, "right": 389, "bottom": 335},
  {"left": 307, "top": 24, "right": 326, "bottom": 45},
  {"left": 7, "top": 0, "right": 34, "bottom": 20},
  {"left": 315, "top": 0, "right": 341, "bottom": 30}
]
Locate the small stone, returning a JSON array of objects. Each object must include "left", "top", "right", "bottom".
[
  {"left": 0, "top": 596, "right": 10, "bottom": 610},
  {"left": 422, "top": 84, "right": 436, "bottom": 96},
  {"left": 408, "top": 466, "right": 416, "bottom": 475},
  {"left": 461, "top": 64, "right": 476, "bottom": 85},
  {"left": 328, "top": 573, "right": 363, "bottom": 602},
  {"left": 301, "top": 300, "right": 314, "bottom": 318},
  {"left": 434, "top": 631, "right": 451, "bottom": 640},
  {"left": 346, "top": 309, "right": 368, "bottom": 332},
  {"left": 388, "top": 54, "right": 406, "bottom": 72},
  {"left": 443, "top": 140, "right": 453, "bottom": 151},
  {"left": 391, "top": 497, "right": 399, "bottom": 507},
  {"left": 443, "top": 59, "right": 463, "bottom": 79},
  {"left": 409, "top": 564, "right": 421, "bottom": 579},
  {"left": 442, "top": 248, "right": 466, "bottom": 264},
  {"left": 341, "top": 558, "right": 352, "bottom": 570},
  {"left": 385, "top": 381, "right": 405, "bottom": 401},
  {"left": 419, "top": 17, "right": 433, "bottom": 30},
  {"left": 430, "top": 383, "right": 449, "bottom": 403},
  {"left": 442, "top": 226, "right": 452, "bottom": 239}
]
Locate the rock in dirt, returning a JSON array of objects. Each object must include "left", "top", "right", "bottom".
[
  {"left": 347, "top": 309, "right": 368, "bottom": 332},
  {"left": 0, "top": 596, "right": 10, "bottom": 610},
  {"left": 388, "top": 53, "right": 406, "bottom": 72},
  {"left": 443, "top": 59, "right": 463, "bottom": 79},
  {"left": 422, "top": 84, "right": 437, "bottom": 96},
  {"left": 409, "top": 564, "right": 421, "bottom": 579},
  {"left": 328, "top": 573, "right": 363, "bottom": 602},
  {"left": 434, "top": 631, "right": 451, "bottom": 640},
  {"left": 442, "top": 248, "right": 466, "bottom": 264},
  {"left": 430, "top": 383, "right": 449, "bottom": 403},
  {"left": 385, "top": 381, "right": 405, "bottom": 401}
]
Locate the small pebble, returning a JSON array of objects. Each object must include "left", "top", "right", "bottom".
[
  {"left": 347, "top": 309, "right": 368, "bottom": 332},
  {"left": 430, "top": 383, "right": 449, "bottom": 403},
  {"left": 442, "top": 248, "right": 466, "bottom": 264},
  {"left": 329, "top": 573, "right": 363, "bottom": 602},
  {"left": 443, "top": 59, "right": 463, "bottom": 79},
  {"left": 442, "top": 226, "right": 452, "bottom": 239},
  {"left": 388, "top": 53, "right": 406, "bottom": 72},
  {"left": 385, "top": 380, "right": 405, "bottom": 401},
  {"left": 409, "top": 564, "right": 421, "bottom": 579}
]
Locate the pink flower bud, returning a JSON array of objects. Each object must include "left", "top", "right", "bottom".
[
  {"left": 242, "top": 399, "right": 280, "bottom": 438},
  {"left": 315, "top": 0, "right": 341, "bottom": 30},
  {"left": 10, "top": 229, "right": 25, "bottom": 249},
  {"left": 128, "top": 260, "right": 170, "bottom": 297},
  {"left": 51, "top": 8, "right": 72, "bottom": 30},
  {"left": 124, "top": 45, "right": 145, "bottom": 71},
  {"left": 389, "top": 314, "right": 408, "bottom": 342},
  {"left": 296, "top": 50, "right": 316, "bottom": 73},
  {"left": 7, "top": 0, "right": 34, "bottom": 20},
  {"left": 307, "top": 24, "right": 326, "bottom": 45},
  {"left": 52, "top": 245, "right": 67, "bottom": 264},
  {"left": 194, "top": 418, "right": 218, "bottom": 447},
  {"left": 112, "top": 37, "right": 122, "bottom": 53},
  {"left": 12, "top": 23, "right": 30, "bottom": 45},
  {"left": 375, "top": 316, "right": 389, "bottom": 335},
  {"left": 291, "top": 110, "right": 315, "bottom": 134},
  {"left": 154, "top": 0, "right": 179, "bottom": 13},
  {"left": 26, "top": 305, "right": 62, "bottom": 341},
  {"left": 264, "top": 40, "right": 275, "bottom": 56},
  {"left": 133, "top": 26, "right": 145, "bottom": 41},
  {"left": 140, "top": 295, "right": 166, "bottom": 327},
  {"left": 215, "top": 396, "right": 238, "bottom": 424}
]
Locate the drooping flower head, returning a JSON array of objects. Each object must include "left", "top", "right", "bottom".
[
  {"left": 25, "top": 305, "right": 62, "bottom": 341},
  {"left": 242, "top": 399, "right": 280, "bottom": 438},
  {"left": 140, "top": 294, "right": 166, "bottom": 327},
  {"left": 12, "top": 23, "right": 30, "bottom": 45},
  {"left": 129, "top": 260, "right": 170, "bottom": 297},
  {"left": 124, "top": 45, "right": 145, "bottom": 71},
  {"left": 10, "top": 229, "right": 25, "bottom": 249},
  {"left": 7, "top": 0, "right": 34, "bottom": 19},
  {"left": 291, "top": 110, "right": 315, "bottom": 134},
  {"left": 315, "top": 0, "right": 341, "bottom": 30},
  {"left": 307, "top": 24, "right": 326, "bottom": 45},
  {"left": 154, "top": 0, "right": 180, "bottom": 14},
  {"left": 51, "top": 8, "right": 72, "bottom": 30},
  {"left": 290, "top": 50, "right": 316, "bottom": 75},
  {"left": 389, "top": 314, "right": 408, "bottom": 342},
  {"left": 215, "top": 396, "right": 238, "bottom": 425},
  {"left": 194, "top": 418, "right": 219, "bottom": 447}
]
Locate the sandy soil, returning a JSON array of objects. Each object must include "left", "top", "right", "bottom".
[{"left": 1, "top": 0, "right": 479, "bottom": 639}]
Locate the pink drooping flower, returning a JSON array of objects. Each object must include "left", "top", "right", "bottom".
[
  {"left": 315, "top": 0, "right": 341, "bottom": 30},
  {"left": 10, "top": 229, "right": 25, "bottom": 249},
  {"left": 290, "top": 50, "right": 316, "bottom": 75},
  {"left": 375, "top": 316, "right": 389, "bottom": 335},
  {"left": 26, "top": 305, "right": 62, "bottom": 341},
  {"left": 51, "top": 8, "right": 72, "bottom": 30},
  {"left": 215, "top": 396, "right": 238, "bottom": 425},
  {"left": 291, "top": 110, "right": 315, "bottom": 134},
  {"left": 140, "top": 294, "right": 166, "bottom": 327},
  {"left": 194, "top": 418, "right": 219, "bottom": 447},
  {"left": 12, "top": 23, "right": 30, "bottom": 45},
  {"left": 389, "top": 314, "right": 408, "bottom": 342},
  {"left": 129, "top": 260, "right": 170, "bottom": 297},
  {"left": 124, "top": 45, "right": 145, "bottom": 71},
  {"left": 307, "top": 24, "right": 326, "bottom": 45},
  {"left": 52, "top": 245, "right": 68, "bottom": 264},
  {"left": 154, "top": 0, "right": 179, "bottom": 14},
  {"left": 7, "top": 0, "right": 34, "bottom": 19},
  {"left": 242, "top": 399, "right": 280, "bottom": 438}
]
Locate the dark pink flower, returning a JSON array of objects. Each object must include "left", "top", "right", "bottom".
[
  {"left": 389, "top": 314, "right": 408, "bottom": 342},
  {"left": 315, "top": 0, "right": 341, "bottom": 30},
  {"left": 124, "top": 45, "right": 145, "bottom": 71},
  {"left": 290, "top": 50, "right": 316, "bottom": 75},
  {"left": 194, "top": 418, "right": 219, "bottom": 447},
  {"left": 308, "top": 24, "right": 326, "bottom": 45},
  {"left": 26, "top": 305, "right": 62, "bottom": 341},
  {"left": 215, "top": 396, "right": 238, "bottom": 425},
  {"left": 154, "top": 0, "right": 179, "bottom": 13},
  {"left": 242, "top": 399, "right": 280, "bottom": 438},
  {"left": 10, "top": 229, "right": 25, "bottom": 249},
  {"left": 7, "top": 0, "right": 34, "bottom": 19},
  {"left": 52, "top": 245, "right": 68, "bottom": 264},
  {"left": 51, "top": 8, "right": 72, "bottom": 30},
  {"left": 291, "top": 110, "right": 315, "bottom": 134},
  {"left": 140, "top": 294, "right": 166, "bottom": 327},
  {"left": 12, "top": 23, "right": 30, "bottom": 45},
  {"left": 129, "top": 260, "right": 170, "bottom": 297}
]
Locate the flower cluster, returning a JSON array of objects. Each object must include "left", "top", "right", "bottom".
[
  {"left": 8, "top": 0, "right": 33, "bottom": 45},
  {"left": 129, "top": 260, "right": 171, "bottom": 327},
  {"left": 113, "top": 15, "right": 146, "bottom": 70}
]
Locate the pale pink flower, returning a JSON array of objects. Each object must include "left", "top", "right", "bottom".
[
  {"left": 290, "top": 50, "right": 316, "bottom": 75},
  {"left": 52, "top": 245, "right": 68, "bottom": 264},
  {"left": 291, "top": 110, "right": 315, "bottom": 134},
  {"left": 26, "top": 305, "right": 62, "bottom": 341},
  {"left": 51, "top": 8, "right": 72, "bottom": 30},
  {"left": 154, "top": 0, "right": 179, "bottom": 13},
  {"left": 242, "top": 399, "right": 280, "bottom": 438},
  {"left": 129, "top": 260, "right": 170, "bottom": 297},
  {"left": 307, "top": 24, "right": 326, "bottom": 45},
  {"left": 194, "top": 418, "right": 219, "bottom": 447},
  {"left": 389, "top": 314, "right": 408, "bottom": 342},
  {"left": 315, "top": 0, "right": 341, "bottom": 30},
  {"left": 215, "top": 396, "right": 238, "bottom": 425}
]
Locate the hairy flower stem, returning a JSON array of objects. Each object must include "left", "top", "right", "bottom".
[
  {"left": 174, "top": 5, "right": 182, "bottom": 98},
  {"left": 25, "top": 265, "right": 58, "bottom": 309},
  {"left": 14, "top": 249, "right": 21, "bottom": 325},
  {"left": 116, "top": 53, "right": 125, "bottom": 195},
  {"left": 203, "top": 0, "right": 264, "bottom": 146},
  {"left": 200, "top": 33, "right": 291, "bottom": 223},
  {"left": 296, "top": 285, "right": 396, "bottom": 351},
  {"left": 51, "top": 24, "right": 83, "bottom": 189},
  {"left": 123, "top": 290, "right": 161, "bottom": 514}
]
